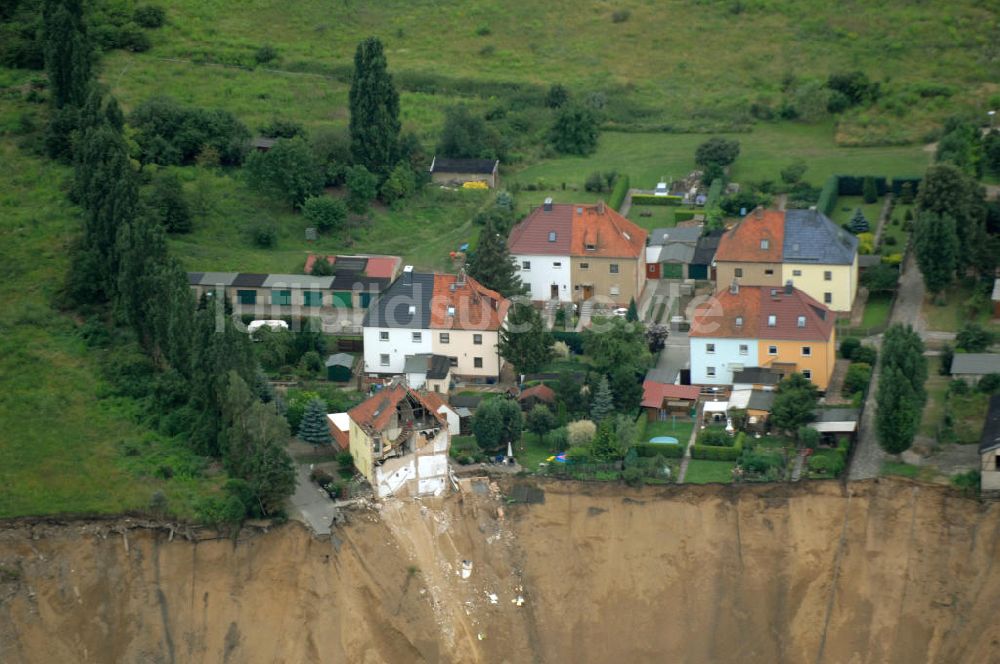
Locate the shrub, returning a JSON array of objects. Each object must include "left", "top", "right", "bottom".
[
  {"left": 611, "top": 9, "right": 631, "bottom": 23},
  {"left": 852, "top": 345, "right": 877, "bottom": 366},
  {"left": 948, "top": 379, "right": 969, "bottom": 396},
  {"left": 631, "top": 194, "right": 683, "bottom": 206},
  {"left": 882, "top": 253, "right": 903, "bottom": 266},
  {"left": 817, "top": 175, "right": 839, "bottom": 215},
  {"left": 585, "top": 172, "right": 605, "bottom": 192},
  {"left": 883, "top": 235, "right": 898, "bottom": 246},
  {"left": 843, "top": 363, "right": 872, "bottom": 396},
  {"left": 632, "top": 442, "right": 685, "bottom": 459},
  {"left": 249, "top": 221, "right": 277, "bottom": 248},
  {"left": 255, "top": 44, "right": 278, "bottom": 65},
  {"left": 302, "top": 196, "right": 347, "bottom": 233},
  {"left": 567, "top": 419, "right": 597, "bottom": 447},
  {"left": 856, "top": 232, "right": 875, "bottom": 254},
  {"left": 622, "top": 465, "right": 644, "bottom": 487},
  {"left": 697, "top": 427, "right": 733, "bottom": 447},
  {"left": 979, "top": 374, "right": 1000, "bottom": 394},
  {"left": 839, "top": 337, "right": 861, "bottom": 360},
  {"left": 951, "top": 470, "right": 981, "bottom": 497},
  {"left": 131, "top": 96, "right": 250, "bottom": 166},
  {"left": 133, "top": 5, "right": 166, "bottom": 28},
  {"left": 798, "top": 426, "right": 821, "bottom": 449},
  {"left": 808, "top": 455, "right": 831, "bottom": 474},
  {"left": 119, "top": 25, "right": 152, "bottom": 52}
]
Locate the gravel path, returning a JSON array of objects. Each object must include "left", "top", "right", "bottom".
[{"left": 848, "top": 251, "right": 925, "bottom": 480}]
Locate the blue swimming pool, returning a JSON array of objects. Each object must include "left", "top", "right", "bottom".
[{"left": 649, "top": 436, "right": 680, "bottom": 445}]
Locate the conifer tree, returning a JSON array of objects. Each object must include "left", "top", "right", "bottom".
[
  {"left": 349, "top": 37, "right": 400, "bottom": 177},
  {"left": 590, "top": 375, "right": 615, "bottom": 422},
  {"left": 848, "top": 208, "right": 869, "bottom": 233},
  {"left": 42, "top": 0, "right": 91, "bottom": 109},
  {"left": 626, "top": 297, "right": 638, "bottom": 322},
  {"left": 467, "top": 216, "right": 525, "bottom": 297},
  {"left": 298, "top": 398, "right": 333, "bottom": 446},
  {"left": 498, "top": 303, "right": 553, "bottom": 374}
]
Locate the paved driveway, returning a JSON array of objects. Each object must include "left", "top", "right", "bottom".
[{"left": 287, "top": 463, "right": 339, "bottom": 535}]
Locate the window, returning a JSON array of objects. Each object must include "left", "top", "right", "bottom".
[
  {"left": 706, "top": 343, "right": 716, "bottom": 354},
  {"left": 768, "top": 345, "right": 777, "bottom": 355},
  {"left": 237, "top": 290, "right": 256, "bottom": 305},
  {"left": 609, "top": 263, "right": 619, "bottom": 274},
  {"left": 473, "top": 334, "right": 483, "bottom": 345},
  {"left": 379, "top": 331, "right": 389, "bottom": 341},
  {"left": 474, "top": 357, "right": 483, "bottom": 368},
  {"left": 767, "top": 314, "right": 776, "bottom": 327},
  {"left": 522, "top": 261, "right": 531, "bottom": 270},
  {"left": 303, "top": 291, "right": 323, "bottom": 307},
  {"left": 824, "top": 271, "right": 832, "bottom": 281},
  {"left": 580, "top": 262, "right": 589, "bottom": 270},
  {"left": 824, "top": 292, "right": 832, "bottom": 304},
  {"left": 735, "top": 268, "right": 744, "bottom": 278},
  {"left": 764, "top": 269, "right": 774, "bottom": 276},
  {"left": 792, "top": 269, "right": 802, "bottom": 277},
  {"left": 802, "top": 346, "right": 811, "bottom": 356},
  {"left": 271, "top": 289, "right": 291, "bottom": 306},
  {"left": 735, "top": 316, "right": 743, "bottom": 327},
  {"left": 379, "top": 354, "right": 390, "bottom": 366},
  {"left": 739, "top": 344, "right": 748, "bottom": 355},
  {"left": 412, "top": 332, "right": 422, "bottom": 342},
  {"left": 447, "top": 305, "right": 455, "bottom": 317},
  {"left": 586, "top": 243, "right": 596, "bottom": 251},
  {"left": 553, "top": 262, "right": 562, "bottom": 269},
  {"left": 548, "top": 231, "right": 557, "bottom": 242},
  {"left": 706, "top": 366, "right": 716, "bottom": 377},
  {"left": 760, "top": 239, "right": 769, "bottom": 250},
  {"left": 803, "top": 369, "right": 812, "bottom": 380},
  {"left": 610, "top": 286, "right": 620, "bottom": 296},
  {"left": 797, "top": 315, "right": 806, "bottom": 328},
  {"left": 448, "top": 357, "right": 458, "bottom": 367},
  {"left": 439, "top": 333, "right": 450, "bottom": 344}
]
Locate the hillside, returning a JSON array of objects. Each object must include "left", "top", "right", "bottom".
[{"left": 3, "top": 480, "right": 1000, "bottom": 663}]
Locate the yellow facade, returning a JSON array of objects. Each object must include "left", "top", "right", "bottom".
[
  {"left": 757, "top": 327, "right": 837, "bottom": 391},
  {"left": 348, "top": 420, "right": 375, "bottom": 484},
  {"left": 782, "top": 255, "right": 858, "bottom": 313}
]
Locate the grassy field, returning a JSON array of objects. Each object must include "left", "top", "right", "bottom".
[
  {"left": 0, "top": 141, "right": 222, "bottom": 518},
  {"left": 684, "top": 459, "right": 735, "bottom": 484},
  {"left": 99, "top": 0, "right": 998, "bottom": 144},
  {"left": 923, "top": 282, "right": 1000, "bottom": 334}
]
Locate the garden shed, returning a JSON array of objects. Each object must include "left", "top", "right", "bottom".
[{"left": 326, "top": 353, "right": 355, "bottom": 382}]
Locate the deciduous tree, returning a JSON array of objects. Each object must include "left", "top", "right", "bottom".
[
  {"left": 245, "top": 136, "right": 323, "bottom": 209},
  {"left": 770, "top": 373, "right": 819, "bottom": 439},
  {"left": 913, "top": 211, "right": 958, "bottom": 295}
]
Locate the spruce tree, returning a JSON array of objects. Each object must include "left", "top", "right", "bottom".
[
  {"left": 498, "top": 303, "right": 553, "bottom": 374},
  {"left": 467, "top": 216, "right": 525, "bottom": 297},
  {"left": 848, "top": 208, "right": 869, "bottom": 233},
  {"left": 298, "top": 398, "right": 332, "bottom": 446},
  {"left": 590, "top": 375, "right": 615, "bottom": 422},
  {"left": 913, "top": 211, "right": 958, "bottom": 294},
  {"left": 349, "top": 37, "right": 400, "bottom": 177},
  {"left": 626, "top": 297, "right": 638, "bottom": 322}
]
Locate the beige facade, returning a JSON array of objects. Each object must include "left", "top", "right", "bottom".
[
  {"left": 571, "top": 256, "right": 645, "bottom": 306},
  {"left": 714, "top": 261, "right": 783, "bottom": 290},
  {"left": 782, "top": 255, "right": 858, "bottom": 313},
  {"left": 433, "top": 329, "right": 501, "bottom": 379}
]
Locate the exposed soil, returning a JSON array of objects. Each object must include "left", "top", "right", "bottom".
[{"left": 2, "top": 479, "right": 1000, "bottom": 663}]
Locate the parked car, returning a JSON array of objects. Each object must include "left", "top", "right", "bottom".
[
  {"left": 654, "top": 182, "right": 669, "bottom": 196},
  {"left": 613, "top": 307, "right": 629, "bottom": 317}
]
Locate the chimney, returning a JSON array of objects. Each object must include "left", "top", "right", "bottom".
[
  {"left": 456, "top": 268, "right": 466, "bottom": 287},
  {"left": 730, "top": 279, "right": 739, "bottom": 295},
  {"left": 402, "top": 264, "right": 413, "bottom": 285},
  {"left": 754, "top": 207, "right": 763, "bottom": 219},
  {"left": 597, "top": 200, "right": 605, "bottom": 214},
  {"left": 543, "top": 197, "right": 553, "bottom": 212},
  {"left": 784, "top": 280, "right": 793, "bottom": 295}
]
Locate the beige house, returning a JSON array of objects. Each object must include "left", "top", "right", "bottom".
[
  {"left": 979, "top": 395, "right": 1000, "bottom": 493},
  {"left": 346, "top": 382, "right": 451, "bottom": 499},
  {"left": 714, "top": 208, "right": 859, "bottom": 312}
]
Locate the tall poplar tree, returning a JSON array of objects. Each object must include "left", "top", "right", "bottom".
[
  {"left": 913, "top": 211, "right": 958, "bottom": 295},
  {"left": 349, "top": 37, "right": 400, "bottom": 177},
  {"left": 42, "top": 0, "right": 91, "bottom": 109}
]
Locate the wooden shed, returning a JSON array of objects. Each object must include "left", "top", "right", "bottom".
[{"left": 326, "top": 353, "right": 355, "bottom": 382}]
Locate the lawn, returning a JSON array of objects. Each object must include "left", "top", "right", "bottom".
[
  {"left": 683, "top": 459, "right": 735, "bottom": 484},
  {"left": 881, "top": 461, "right": 940, "bottom": 482},
  {"left": 860, "top": 293, "right": 894, "bottom": 330},
  {"left": 923, "top": 282, "right": 1000, "bottom": 334},
  {"left": 517, "top": 434, "right": 559, "bottom": 471},
  {"left": 919, "top": 358, "right": 949, "bottom": 439},
  {"left": 830, "top": 195, "right": 884, "bottom": 230},
  {"left": 627, "top": 206, "right": 701, "bottom": 231},
  {"left": 0, "top": 139, "right": 222, "bottom": 518},
  {"left": 881, "top": 203, "right": 912, "bottom": 249},
  {"left": 645, "top": 419, "right": 695, "bottom": 445}
]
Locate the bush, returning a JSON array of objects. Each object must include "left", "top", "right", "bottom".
[
  {"left": 119, "top": 25, "right": 151, "bottom": 52},
  {"left": 302, "top": 196, "right": 347, "bottom": 233},
  {"left": 798, "top": 426, "right": 821, "bottom": 449},
  {"left": 255, "top": 44, "right": 278, "bottom": 65},
  {"left": 608, "top": 174, "right": 630, "bottom": 211},
  {"left": 697, "top": 427, "right": 733, "bottom": 447},
  {"left": 131, "top": 96, "right": 250, "bottom": 166},
  {"left": 839, "top": 337, "right": 861, "bottom": 359},
  {"left": 631, "top": 194, "right": 683, "bottom": 206},
  {"left": 948, "top": 379, "right": 970, "bottom": 396},
  {"left": 622, "top": 465, "right": 644, "bottom": 487},
  {"left": 951, "top": 470, "right": 981, "bottom": 497},
  {"left": 808, "top": 455, "right": 831, "bottom": 474},
  {"left": 843, "top": 363, "right": 872, "bottom": 396},
  {"left": 817, "top": 175, "right": 839, "bottom": 215},
  {"left": 567, "top": 420, "right": 597, "bottom": 447},
  {"left": 692, "top": 432, "right": 744, "bottom": 460},
  {"left": 584, "top": 172, "right": 605, "bottom": 192},
  {"left": 632, "top": 442, "right": 685, "bottom": 459},
  {"left": 851, "top": 345, "right": 877, "bottom": 366},
  {"left": 133, "top": 5, "right": 166, "bottom": 28},
  {"left": 611, "top": 9, "right": 631, "bottom": 22},
  {"left": 979, "top": 374, "right": 1000, "bottom": 394},
  {"left": 250, "top": 221, "right": 277, "bottom": 248}
]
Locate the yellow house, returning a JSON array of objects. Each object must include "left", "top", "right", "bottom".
[{"left": 757, "top": 326, "right": 837, "bottom": 391}]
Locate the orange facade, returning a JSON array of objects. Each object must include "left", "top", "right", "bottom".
[{"left": 756, "top": 327, "right": 837, "bottom": 391}]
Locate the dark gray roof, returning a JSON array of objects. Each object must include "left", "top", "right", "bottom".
[
  {"left": 187, "top": 272, "right": 204, "bottom": 285},
  {"left": 732, "top": 367, "right": 782, "bottom": 385},
  {"left": 649, "top": 226, "right": 702, "bottom": 246},
  {"left": 692, "top": 230, "right": 722, "bottom": 266},
  {"left": 813, "top": 408, "right": 860, "bottom": 423},
  {"left": 231, "top": 273, "right": 269, "bottom": 288},
  {"left": 645, "top": 367, "right": 679, "bottom": 385},
  {"left": 980, "top": 395, "right": 1000, "bottom": 454},
  {"left": 747, "top": 390, "right": 775, "bottom": 411},
  {"left": 858, "top": 255, "right": 882, "bottom": 268},
  {"left": 332, "top": 273, "right": 389, "bottom": 291},
  {"left": 431, "top": 157, "right": 498, "bottom": 174},
  {"left": 782, "top": 209, "right": 858, "bottom": 265},
  {"left": 658, "top": 243, "right": 696, "bottom": 264},
  {"left": 449, "top": 395, "right": 482, "bottom": 410},
  {"left": 951, "top": 354, "right": 1000, "bottom": 376},
  {"left": 325, "top": 353, "right": 354, "bottom": 368},
  {"left": 427, "top": 355, "right": 451, "bottom": 379},
  {"left": 362, "top": 271, "right": 434, "bottom": 329}
]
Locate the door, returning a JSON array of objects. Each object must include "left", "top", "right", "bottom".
[
  {"left": 550, "top": 284, "right": 559, "bottom": 299},
  {"left": 661, "top": 263, "right": 683, "bottom": 279},
  {"left": 582, "top": 285, "right": 594, "bottom": 300}
]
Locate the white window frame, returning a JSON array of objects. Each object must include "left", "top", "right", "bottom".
[
  {"left": 802, "top": 346, "right": 812, "bottom": 356},
  {"left": 768, "top": 345, "right": 777, "bottom": 356},
  {"left": 803, "top": 369, "right": 813, "bottom": 380},
  {"left": 412, "top": 331, "right": 422, "bottom": 342},
  {"left": 473, "top": 334, "right": 483, "bottom": 345},
  {"left": 706, "top": 343, "right": 716, "bottom": 354},
  {"left": 739, "top": 344, "right": 748, "bottom": 355},
  {"left": 824, "top": 270, "right": 832, "bottom": 281},
  {"left": 522, "top": 260, "right": 531, "bottom": 270},
  {"left": 797, "top": 316, "right": 806, "bottom": 328},
  {"left": 609, "top": 263, "right": 619, "bottom": 274},
  {"left": 706, "top": 366, "right": 716, "bottom": 377},
  {"left": 379, "top": 330, "right": 389, "bottom": 342},
  {"left": 553, "top": 261, "right": 562, "bottom": 269},
  {"left": 473, "top": 357, "right": 483, "bottom": 368},
  {"left": 439, "top": 332, "right": 450, "bottom": 344},
  {"left": 767, "top": 315, "right": 776, "bottom": 327},
  {"left": 761, "top": 239, "right": 769, "bottom": 250},
  {"left": 379, "top": 354, "right": 390, "bottom": 366}
]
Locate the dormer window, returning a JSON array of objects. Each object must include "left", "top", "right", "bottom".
[
  {"left": 760, "top": 239, "right": 769, "bottom": 250},
  {"left": 797, "top": 315, "right": 806, "bottom": 328},
  {"left": 447, "top": 305, "right": 456, "bottom": 317},
  {"left": 767, "top": 315, "right": 776, "bottom": 327},
  {"left": 408, "top": 305, "right": 416, "bottom": 314},
  {"left": 548, "top": 231, "right": 557, "bottom": 242},
  {"left": 585, "top": 243, "right": 596, "bottom": 251},
  {"left": 735, "top": 316, "right": 743, "bottom": 327}
]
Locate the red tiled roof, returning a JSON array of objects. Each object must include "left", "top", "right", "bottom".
[
  {"left": 418, "top": 391, "right": 452, "bottom": 414},
  {"left": 347, "top": 384, "right": 445, "bottom": 433},
  {"left": 518, "top": 384, "right": 556, "bottom": 403},
  {"left": 641, "top": 381, "right": 700, "bottom": 408},
  {"left": 570, "top": 204, "right": 646, "bottom": 258},
  {"left": 691, "top": 285, "right": 834, "bottom": 341},
  {"left": 429, "top": 272, "right": 509, "bottom": 331},
  {"left": 507, "top": 204, "right": 574, "bottom": 255},
  {"left": 714, "top": 208, "right": 785, "bottom": 263},
  {"left": 364, "top": 256, "right": 400, "bottom": 279}
]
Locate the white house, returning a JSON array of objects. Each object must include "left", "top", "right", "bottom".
[
  {"left": 690, "top": 337, "right": 759, "bottom": 386},
  {"left": 507, "top": 198, "right": 574, "bottom": 303}
]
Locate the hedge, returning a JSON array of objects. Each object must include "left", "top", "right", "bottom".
[
  {"left": 674, "top": 210, "right": 697, "bottom": 223},
  {"left": 697, "top": 427, "right": 733, "bottom": 447},
  {"left": 890, "top": 177, "right": 921, "bottom": 196},
  {"left": 817, "top": 175, "right": 839, "bottom": 215},
  {"left": 692, "top": 432, "right": 744, "bottom": 461},
  {"left": 632, "top": 194, "right": 683, "bottom": 206},
  {"left": 705, "top": 178, "right": 723, "bottom": 208},
  {"left": 632, "top": 442, "right": 685, "bottom": 459},
  {"left": 551, "top": 330, "right": 584, "bottom": 354},
  {"left": 836, "top": 175, "right": 888, "bottom": 197},
  {"left": 609, "top": 174, "right": 630, "bottom": 211}
]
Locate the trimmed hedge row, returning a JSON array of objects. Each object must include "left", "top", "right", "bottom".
[
  {"left": 632, "top": 194, "right": 683, "bottom": 206},
  {"left": 890, "top": 177, "right": 921, "bottom": 196},
  {"left": 609, "top": 174, "right": 630, "bottom": 211},
  {"left": 837, "top": 175, "right": 888, "bottom": 197},
  {"left": 705, "top": 178, "right": 723, "bottom": 208},
  {"left": 692, "top": 432, "right": 745, "bottom": 461},
  {"left": 674, "top": 210, "right": 697, "bottom": 223},
  {"left": 817, "top": 175, "right": 839, "bottom": 215},
  {"left": 632, "top": 442, "right": 685, "bottom": 458}
]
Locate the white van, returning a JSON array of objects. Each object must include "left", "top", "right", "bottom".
[
  {"left": 654, "top": 182, "right": 669, "bottom": 196},
  {"left": 247, "top": 319, "right": 289, "bottom": 334}
]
